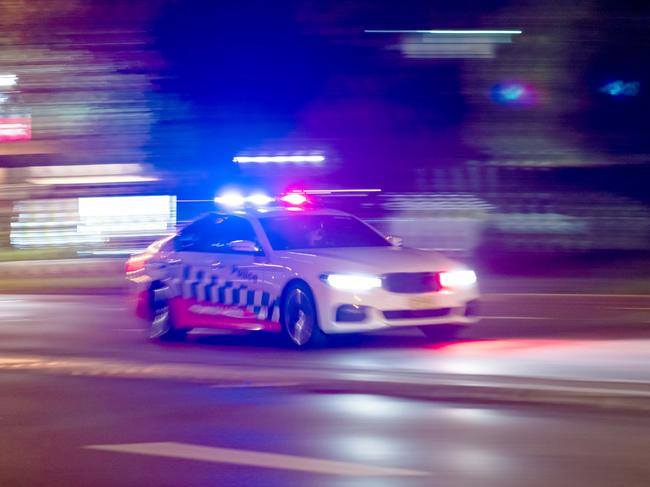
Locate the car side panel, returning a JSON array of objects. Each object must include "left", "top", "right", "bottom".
[
  {"left": 167, "top": 251, "right": 283, "bottom": 331},
  {"left": 169, "top": 296, "right": 280, "bottom": 332}
]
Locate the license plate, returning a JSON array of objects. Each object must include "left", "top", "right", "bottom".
[{"left": 409, "top": 295, "right": 438, "bottom": 309}]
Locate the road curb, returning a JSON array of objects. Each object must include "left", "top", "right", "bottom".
[
  {"left": 0, "top": 285, "right": 127, "bottom": 295},
  {"left": 2, "top": 354, "right": 649, "bottom": 412},
  {"left": 307, "top": 375, "right": 650, "bottom": 413}
]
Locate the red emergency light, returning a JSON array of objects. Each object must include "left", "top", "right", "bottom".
[{"left": 279, "top": 192, "right": 308, "bottom": 206}]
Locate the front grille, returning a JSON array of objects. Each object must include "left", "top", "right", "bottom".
[
  {"left": 382, "top": 272, "right": 441, "bottom": 293},
  {"left": 383, "top": 308, "right": 451, "bottom": 320}
]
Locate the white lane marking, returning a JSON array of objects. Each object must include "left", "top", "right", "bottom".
[
  {"left": 608, "top": 307, "right": 650, "bottom": 311},
  {"left": 479, "top": 316, "right": 549, "bottom": 321},
  {"left": 485, "top": 293, "right": 650, "bottom": 299},
  {"left": 467, "top": 382, "right": 650, "bottom": 397},
  {"left": 84, "top": 442, "right": 428, "bottom": 477},
  {"left": 208, "top": 382, "right": 301, "bottom": 389}
]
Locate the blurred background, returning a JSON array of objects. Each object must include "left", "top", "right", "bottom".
[
  {"left": 2, "top": 4, "right": 650, "bottom": 485},
  {"left": 1, "top": 0, "right": 649, "bottom": 279}
]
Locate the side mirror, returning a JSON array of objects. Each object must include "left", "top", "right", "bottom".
[
  {"left": 227, "top": 240, "right": 261, "bottom": 254},
  {"left": 387, "top": 235, "right": 403, "bottom": 247}
]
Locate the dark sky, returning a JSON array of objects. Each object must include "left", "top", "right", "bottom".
[
  {"left": 146, "top": 0, "right": 650, "bottom": 191},
  {"left": 148, "top": 1, "right": 507, "bottom": 183}
]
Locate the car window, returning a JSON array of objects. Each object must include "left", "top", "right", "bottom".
[
  {"left": 177, "top": 215, "right": 260, "bottom": 253},
  {"left": 176, "top": 214, "right": 216, "bottom": 252},
  {"left": 259, "top": 214, "right": 390, "bottom": 250},
  {"left": 200, "top": 216, "right": 259, "bottom": 254}
]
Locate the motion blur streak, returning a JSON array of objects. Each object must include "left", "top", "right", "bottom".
[
  {"left": 365, "top": 30, "right": 523, "bottom": 35},
  {"left": 26, "top": 176, "right": 158, "bottom": 185},
  {"left": 10, "top": 196, "right": 175, "bottom": 249},
  {"left": 366, "top": 28, "right": 522, "bottom": 59},
  {"left": 233, "top": 155, "right": 325, "bottom": 164},
  {"left": 0, "top": 73, "right": 18, "bottom": 87},
  {"left": 0, "top": 2, "right": 650, "bottom": 485}
]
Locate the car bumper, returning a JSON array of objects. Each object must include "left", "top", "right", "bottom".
[
  {"left": 126, "top": 276, "right": 152, "bottom": 320},
  {"left": 314, "top": 283, "right": 480, "bottom": 334}
]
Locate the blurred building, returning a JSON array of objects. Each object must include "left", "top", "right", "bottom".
[
  {"left": 0, "top": 0, "right": 175, "bottom": 252},
  {"left": 0, "top": 0, "right": 648, "bottom": 257}
]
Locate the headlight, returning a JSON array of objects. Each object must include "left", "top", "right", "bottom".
[
  {"left": 438, "top": 270, "right": 477, "bottom": 288},
  {"left": 322, "top": 273, "right": 382, "bottom": 291}
]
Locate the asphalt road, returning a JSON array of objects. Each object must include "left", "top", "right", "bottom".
[
  {"left": 2, "top": 371, "right": 650, "bottom": 487},
  {"left": 1, "top": 293, "right": 649, "bottom": 383},
  {"left": 2, "top": 292, "right": 650, "bottom": 486}
]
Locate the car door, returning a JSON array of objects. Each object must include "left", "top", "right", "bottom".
[
  {"left": 173, "top": 214, "right": 274, "bottom": 330},
  {"left": 167, "top": 214, "right": 214, "bottom": 301}
]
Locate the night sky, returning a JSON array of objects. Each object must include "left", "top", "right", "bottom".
[{"left": 143, "top": 0, "right": 650, "bottom": 191}]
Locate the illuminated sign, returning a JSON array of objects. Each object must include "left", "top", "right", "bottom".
[
  {"left": 0, "top": 74, "right": 18, "bottom": 87},
  {"left": 0, "top": 117, "right": 31, "bottom": 142},
  {"left": 233, "top": 155, "right": 325, "bottom": 164}
]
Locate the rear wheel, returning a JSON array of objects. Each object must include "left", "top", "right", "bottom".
[
  {"left": 149, "top": 285, "right": 187, "bottom": 342},
  {"left": 419, "top": 324, "right": 464, "bottom": 342},
  {"left": 282, "top": 283, "right": 327, "bottom": 348}
]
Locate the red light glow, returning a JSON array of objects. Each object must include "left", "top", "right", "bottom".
[
  {"left": 125, "top": 254, "right": 152, "bottom": 274},
  {"left": 438, "top": 270, "right": 477, "bottom": 289},
  {"left": 0, "top": 117, "right": 31, "bottom": 142},
  {"left": 280, "top": 193, "right": 308, "bottom": 206}
]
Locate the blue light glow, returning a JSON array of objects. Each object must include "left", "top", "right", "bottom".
[
  {"left": 214, "top": 192, "right": 275, "bottom": 207},
  {"left": 600, "top": 81, "right": 640, "bottom": 97},
  {"left": 491, "top": 82, "right": 537, "bottom": 106},
  {"left": 247, "top": 194, "right": 274, "bottom": 206},
  {"left": 214, "top": 193, "right": 245, "bottom": 207}
]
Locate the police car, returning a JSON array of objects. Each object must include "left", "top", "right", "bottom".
[{"left": 127, "top": 192, "right": 480, "bottom": 347}]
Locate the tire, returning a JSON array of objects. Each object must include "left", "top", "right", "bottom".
[
  {"left": 281, "top": 283, "right": 327, "bottom": 348},
  {"left": 419, "top": 324, "right": 464, "bottom": 342},
  {"left": 148, "top": 285, "right": 188, "bottom": 342}
]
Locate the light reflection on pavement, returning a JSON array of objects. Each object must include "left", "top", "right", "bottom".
[{"left": 1, "top": 294, "right": 649, "bottom": 385}]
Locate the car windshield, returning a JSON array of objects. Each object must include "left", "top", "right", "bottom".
[{"left": 259, "top": 214, "right": 391, "bottom": 250}]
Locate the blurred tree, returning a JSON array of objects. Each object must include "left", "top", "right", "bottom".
[{"left": 461, "top": 0, "right": 650, "bottom": 167}]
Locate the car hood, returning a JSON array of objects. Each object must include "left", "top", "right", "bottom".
[{"left": 274, "top": 246, "right": 461, "bottom": 274}]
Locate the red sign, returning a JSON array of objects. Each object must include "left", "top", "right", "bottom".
[{"left": 0, "top": 117, "right": 32, "bottom": 142}]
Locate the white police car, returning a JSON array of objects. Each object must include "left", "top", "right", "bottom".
[{"left": 127, "top": 193, "right": 479, "bottom": 347}]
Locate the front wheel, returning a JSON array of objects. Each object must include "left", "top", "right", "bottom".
[
  {"left": 419, "top": 324, "right": 464, "bottom": 342},
  {"left": 149, "top": 286, "right": 187, "bottom": 342},
  {"left": 281, "top": 283, "right": 327, "bottom": 348}
]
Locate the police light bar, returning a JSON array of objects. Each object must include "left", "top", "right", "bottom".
[
  {"left": 214, "top": 192, "right": 275, "bottom": 207},
  {"left": 213, "top": 191, "right": 315, "bottom": 208},
  {"left": 247, "top": 193, "right": 275, "bottom": 206},
  {"left": 214, "top": 193, "right": 246, "bottom": 207}
]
